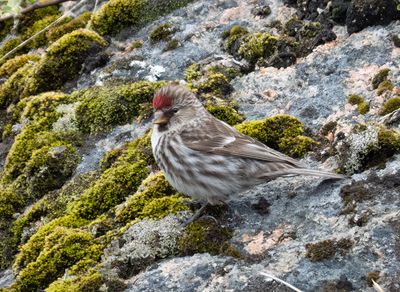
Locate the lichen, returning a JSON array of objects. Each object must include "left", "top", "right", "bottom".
[
  {"left": 376, "top": 80, "right": 394, "bottom": 96},
  {"left": 235, "top": 114, "right": 316, "bottom": 158},
  {"left": 372, "top": 68, "right": 390, "bottom": 89},
  {"left": 0, "top": 54, "right": 40, "bottom": 78},
  {"left": 379, "top": 96, "right": 400, "bottom": 115},
  {"left": 92, "top": 0, "right": 194, "bottom": 36},
  {"left": 75, "top": 81, "right": 163, "bottom": 133}
]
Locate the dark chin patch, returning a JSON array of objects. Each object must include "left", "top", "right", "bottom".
[{"left": 158, "top": 124, "right": 169, "bottom": 132}]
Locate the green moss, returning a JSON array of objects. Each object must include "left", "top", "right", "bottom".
[
  {"left": 164, "top": 39, "right": 179, "bottom": 51},
  {"left": 234, "top": 114, "right": 315, "bottom": 157},
  {"left": 100, "top": 148, "right": 124, "bottom": 171},
  {"left": 12, "top": 226, "right": 102, "bottom": 291},
  {"left": 0, "top": 19, "right": 13, "bottom": 42},
  {"left": 92, "top": 0, "right": 194, "bottom": 36},
  {"left": 46, "top": 12, "right": 92, "bottom": 42},
  {"left": 305, "top": 238, "right": 352, "bottom": 262},
  {"left": 300, "top": 22, "right": 321, "bottom": 38},
  {"left": 17, "top": 5, "right": 61, "bottom": 37},
  {"left": 379, "top": 96, "right": 400, "bottom": 115},
  {"left": 68, "top": 134, "right": 154, "bottom": 220},
  {"left": 366, "top": 271, "right": 380, "bottom": 287},
  {"left": 22, "top": 15, "right": 64, "bottom": 49},
  {"left": 46, "top": 269, "right": 103, "bottom": 292},
  {"left": 206, "top": 104, "right": 244, "bottom": 125},
  {"left": 130, "top": 39, "right": 144, "bottom": 49},
  {"left": 238, "top": 32, "right": 278, "bottom": 63},
  {"left": 75, "top": 81, "right": 163, "bottom": 133},
  {"left": 222, "top": 25, "right": 249, "bottom": 54},
  {"left": 0, "top": 37, "right": 25, "bottom": 62},
  {"left": 347, "top": 94, "right": 369, "bottom": 114},
  {"left": 284, "top": 17, "right": 303, "bottom": 37},
  {"left": 149, "top": 24, "right": 175, "bottom": 43},
  {"left": 1, "top": 123, "right": 13, "bottom": 140},
  {"left": 376, "top": 80, "right": 394, "bottom": 95},
  {"left": 372, "top": 68, "right": 390, "bottom": 89},
  {"left": 116, "top": 172, "right": 189, "bottom": 223},
  {"left": 0, "top": 54, "right": 40, "bottom": 78},
  {"left": 0, "top": 185, "right": 24, "bottom": 220},
  {"left": 320, "top": 121, "right": 337, "bottom": 136},
  {"left": 179, "top": 218, "right": 238, "bottom": 256},
  {"left": 25, "top": 29, "right": 107, "bottom": 96}
]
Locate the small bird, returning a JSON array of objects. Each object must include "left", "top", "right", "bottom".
[{"left": 151, "top": 84, "right": 344, "bottom": 223}]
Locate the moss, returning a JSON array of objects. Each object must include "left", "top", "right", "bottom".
[
  {"left": 234, "top": 114, "right": 315, "bottom": 157},
  {"left": 206, "top": 104, "right": 244, "bottom": 125},
  {"left": 357, "top": 101, "right": 369, "bottom": 115},
  {"left": 0, "top": 185, "right": 24, "bottom": 220},
  {"left": 347, "top": 94, "right": 369, "bottom": 114},
  {"left": 279, "top": 135, "right": 319, "bottom": 158},
  {"left": 116, "top": 172, "right": 189, "bottom": 223},
  {"left": 222, "top": 25, "right": 249, "bottom": 54},
  {"left": 366, "top": 271, "right": 380, "bottom": 287},
  {"left": 238, "top": 32, "right": 278, "bottom": 64},
  {"left": 149, "top": 24, "right": 175, "bottom": 43},
  {"left": 100, "top": 148, "right": 124, "bottom": 171},
  {"left": 379, "top": 96, "right": 400, "bottom": 115},
  {"left": 163, "top": 39, "right": 179, "bottom": 51},
  {"left": 0, "top": 63, "right": 34, "bottom": 109},
  {"left": 130, "top": 39, "right": 144, "bottom": 50},
  {"left": 376, "top": 80, "right": 394, "bottom": 95},
  {"left": 179, "top": 217, "right": 238, "bottom": 256},
  {"left": 0, "top": 37, "right": 25, "bottom": 62},
  {"left": 17, "top": 5, "right": 61, "bottom": 37},
  {"left": 68, "top": 134, "right": 154, "bottom": 220},
  {"left": 75, "top": 81, "right": 163, "bottom": 133},
  {"left": 1, "top": 123, "right": 13, "bottom": 140},
  {"left": 46, "top": 12, "right": 92, "bottom": 42},
  {"left": 0, "top": 19, "right": 13, "bottom": 42},
  {"left": 320, "top": 121, "right": 337, "bottom": 136},
  {"left": 11, "top": 226, "right": 102, "bottom": 291},
  {"left": 46, "top": 269, "right": 103, "bottom": 292},
  {"left": 393, "top": 35, "right": 400, "bottom": 47},
  {"left": 25, "top": 29, "right": 107, "bottom": 96},
  {"left": 305, "top": 238, "right": 352, "bottom": 262},
  {"left": 92, "top": 0, "right": 194, "bottom": 36},
  {"left": 22, "top": 15, "right": 64, "bottom": 49},
  {"left": 284, "top": 17, "right": 303, "bottom": 37},
  {"left": 0, "top": 54, "right": 40, "bottom": 78},
  {"left": 372, "top": 68, "right": 390, "bottom": 89}
]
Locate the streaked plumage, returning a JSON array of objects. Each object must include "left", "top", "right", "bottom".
[{"left": 151, "top": 84, "right": 343, "bottom": 205}]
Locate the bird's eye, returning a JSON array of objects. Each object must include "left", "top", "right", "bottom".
[{"left": 172, "top": 108, "right": 179, "bottom": 113}]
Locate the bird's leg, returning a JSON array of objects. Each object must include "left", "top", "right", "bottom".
[{"left": 181, "top": 201, "right": 209, "bottom": 227}]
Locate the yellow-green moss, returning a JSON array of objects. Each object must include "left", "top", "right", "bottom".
[
  {"left": 238, "top": 32, "right": 279, "bottom": 63},
  {"left": 1, "top": 123, "right": 13, "bottom": 140},
  {"left": 222, "top": 25, "right": 249, "bottom": 53},
  {"left": 379, "top": 96, "right": 400, "bottom": 115},
  {"left": 206, "top": 104, "right": 244, "bottom": 125},
  {"left": 130, "top": 39, "right": 144, "bottom": 50},
  {"left": 68, "top": 134, "right": 154, "bottom": 220},
  {"left": 17, "top": 5, "right": 61, "bottom": 37},
  {"left": 12, "top": 226, "right": 102, "bottom": 292},
  {"left": 46, "top": 269, "right": 103, "bottom": 292},
  {"left": 179, "top": 218, "right": 239, "bottom": 257},
  {"left": 164, "top": 39, "right": 179, "bottom": 51},
  {"left": 22, "top": 15, "right": 64, "bottom": 49},
  {"left": 0, "top": 185, "right": 24, "bottom": 220},
  {"left": 116, "top": 172, "right": 189, "bottom": 223},
  {"left": 92, "top": 0, "right": 194, "bottom": 36},
  {"left": 0, "top": 37, "right": 26, "bottom": 64},
  {"left": 149, "top": 24, "right": 175, "bottom": 43},
  {"left": 372, "top": 68, "right": 390, "bottom": 89},
  {"left": 0, "top": 63, "right": 34, "bottom": 109},
  {"left": 100, "top": 148, "right": 124, "bottom": 171},
  {"left": 347, "top": 94, "right": 369, "bottom": 115},
  {"left": 75, "top": 81, "right": 163, "bottom": 133},
  {"left": 0, "top": 19, "right": 13, "bottom": 42},
  {"left": 376, "top": 80, "right": 394, "bottom": 96},
  {"left": 0, "top": 54, "right": 40, "bottom": 78},
  {"left": 234, "top": 114, "right": 315, "bottom": 157},
  {"left": 25, "top": 29, "right": 107, "bottom": 96},
  {"left": 46, "top": 12, "right": 92, "bottom": 42}
]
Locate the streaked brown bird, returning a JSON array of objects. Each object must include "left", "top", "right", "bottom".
[{"left": 151, "top": 84, "right": 344, "bottom": 223}]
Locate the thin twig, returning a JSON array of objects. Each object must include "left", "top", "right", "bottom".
[
  {"left": 372, "top": 279, "right": 384, "bottom": 292},
  {"left": 0, "top": 0, "right": 76, "bottom": 22},
  {"left": 260, "top": 272, "right": 304, "bottom": 292}
]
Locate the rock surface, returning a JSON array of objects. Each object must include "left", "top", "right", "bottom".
[{"left": 0, "top": 0, "right": 399, "bottom": 291}]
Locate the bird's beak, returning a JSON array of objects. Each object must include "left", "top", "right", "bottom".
[{"left": 153, "top": 113, "right": 170, "bottom": 125}]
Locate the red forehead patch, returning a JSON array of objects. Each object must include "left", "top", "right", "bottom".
[{"left": 153, "top": 94, "right": 172, "bottom": 109}]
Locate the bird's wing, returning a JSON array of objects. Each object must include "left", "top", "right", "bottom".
[{"left": 180, "top": 117, "right": 305, "bottom": 168}]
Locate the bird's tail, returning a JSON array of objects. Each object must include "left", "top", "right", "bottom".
[{"left": 287, "top": 168, "right": 347, "bottom": 179}]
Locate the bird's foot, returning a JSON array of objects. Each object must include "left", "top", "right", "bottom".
[{"left": 181, "top": 202, "right": 209, "bottom": 227}]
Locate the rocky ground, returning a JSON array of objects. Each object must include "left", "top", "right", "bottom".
[{"left": 0, "top": 0, "right": 399, "bottom": 291}]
